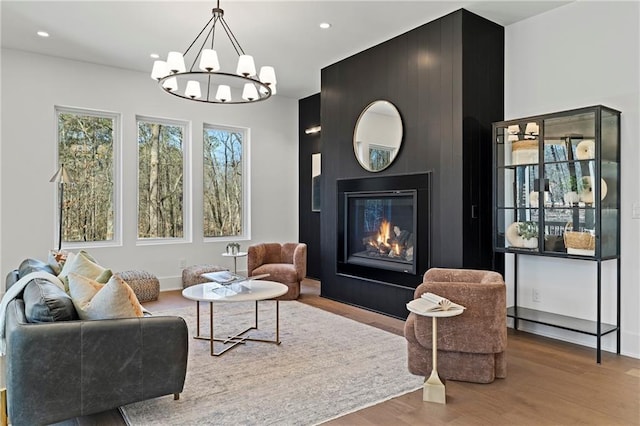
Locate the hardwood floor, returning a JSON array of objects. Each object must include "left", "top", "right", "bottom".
[{"left": 64, "top": 279, "right": 640, "bottom": 426}]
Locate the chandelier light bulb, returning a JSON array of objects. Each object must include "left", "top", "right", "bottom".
[
  {"left": 162, "top": 77, "right": 178, "bottom": 92},
  {"left": 199, "top": 49, "right": 220, "bottom": 72},
  {"left": 259, "top": 66, "right": 277, "bottom": 86},
  {"left": 242, "top": 83, "right": 259, "bottom": 101},
  {"left": 236, "top": 55, "right": 256, "bottom": 77},
  {"left": 151, "top": 60, "right": 169, "bottom": 80},
  {"left": 216, "top": 85, "right": 232, "bottom": 102},
  {"left": 185, "top": 81, "right": 202, "bottom": 99},
  {"left": 167, "top": 51, "right": 186, "bottom": 74}
]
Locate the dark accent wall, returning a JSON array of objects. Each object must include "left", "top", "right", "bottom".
[
  {"left": 298, "top": 94, "right": 322, "bottom": 279},
  {"left": 316, "top": 9, "right": 503, "bottom": 319}
]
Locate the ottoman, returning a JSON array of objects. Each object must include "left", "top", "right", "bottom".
[
  {"left": 182, "top": 264, "right": 226, "bottom": 288},
  {"left": 117, "top": 270, "right": 160, "bottom": 303}
]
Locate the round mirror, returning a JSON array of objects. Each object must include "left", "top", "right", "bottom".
[{"left": 353, "top": 100, "right": 403, "bottom": 172}]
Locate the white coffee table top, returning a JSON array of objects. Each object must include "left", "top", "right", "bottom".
[{"left": 182, "top": 279, "right": 288, "bottom": 303}]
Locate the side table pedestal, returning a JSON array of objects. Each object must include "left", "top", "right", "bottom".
[
  {"left": 406, "top": 299, "right": 464, "bottom": 405},
  {"left": 423, "top": 316, "right": 446, "bottom": 403}
]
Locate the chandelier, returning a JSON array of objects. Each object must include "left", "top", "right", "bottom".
[{"left": 150, "top": 0, "right": 276, "bottom": 104}]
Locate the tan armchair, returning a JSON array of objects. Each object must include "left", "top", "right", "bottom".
[
  {"left": 247, "top": 243, "right": 307, "bottom": 300},
  {"left": 404, "top": 268, "right": 507, "bottom": 384}
]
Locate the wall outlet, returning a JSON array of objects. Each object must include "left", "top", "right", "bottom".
[
  {"left": 179, "top": 258, "right": 187, "bottom": 268},
  {"left": 532, "top": 288, "right": 542, "bottom": 303}
]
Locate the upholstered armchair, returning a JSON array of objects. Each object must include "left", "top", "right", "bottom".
[
  {"left": 404, "top": 268, "right": 507, "bottom": 384},
  {"left": 247, "top": 243, "right": 307, "bottom": 300}
]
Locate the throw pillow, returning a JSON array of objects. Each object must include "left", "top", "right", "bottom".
[
  {"left": 23, "top": 278, "right": 78, "bottom": 322},
  {"left": 58, "top": 251, "right": 110, "bottom": 292},
  {"left": 68, "top": 273, "right": 144, "bottom": 320}
]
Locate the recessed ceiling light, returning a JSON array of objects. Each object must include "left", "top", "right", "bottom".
[
  {"left": 319, "top": 22, "right": 331, "bottom": 29},
  {"left": 37, "top": 31, "right": 50, "bottom": 38},
  {"left": 150, "top": 53, "right": 160, "bottom": 59}
]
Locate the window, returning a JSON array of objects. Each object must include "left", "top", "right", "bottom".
[
  {"left": 56, "top": 107, "right": 118, "bottom": 245},
  {"left": 203, "top": 124, "right": 247, "bottom": 238},
  {"left": 137, "top": 116, "right": 189, "bottom": 240}
]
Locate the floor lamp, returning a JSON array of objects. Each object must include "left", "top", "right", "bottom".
[{"left": 49, "top": 164, "right": 71, "bottom": 253}]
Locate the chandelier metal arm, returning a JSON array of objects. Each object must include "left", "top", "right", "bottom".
[
  {"left": 188, "top": 17, "right": 218, "bottom": 72},
  {"left": 219, "top": 17, "right": 245, "bottom": 56},
  {"left": 183, "top": 15, "right": 216, "bottom": 58}
]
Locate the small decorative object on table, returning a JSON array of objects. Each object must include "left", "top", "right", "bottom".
[{"left": 226, "top": 242, "right": 241, "bottom": 255}]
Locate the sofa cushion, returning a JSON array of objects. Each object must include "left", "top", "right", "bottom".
[
  {"left": 58, "top": 251, "right": 112, "bottom": 292},
  {"left": 68, "top": 273, "right": 144, "bottom": 320},
  {"left": 23, "top": 278, "right": 78, "bottom": 322}
]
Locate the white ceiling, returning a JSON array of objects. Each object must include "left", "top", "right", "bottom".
[{"left": 1, "top": 1, "right": 573, "bottom": 99}]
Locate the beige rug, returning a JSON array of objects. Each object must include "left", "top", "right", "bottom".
[{"left": 121, "top": 301, "right": 422, "bottom": 425}]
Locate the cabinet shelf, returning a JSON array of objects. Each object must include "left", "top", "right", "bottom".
[{"left": 507, "top": 306, "right": 618, "bottom": 336}]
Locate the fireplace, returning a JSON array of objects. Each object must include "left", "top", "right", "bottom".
[
  {"left": 337, "top": 173, "right": 430, "bottom": 286},
  {"left": 345, "top": 191, "right": 417, "bottom": 274}
]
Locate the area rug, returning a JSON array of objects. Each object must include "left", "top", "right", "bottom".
[{"left": 121, "top": 300, "right": 422, "bottom": 425}]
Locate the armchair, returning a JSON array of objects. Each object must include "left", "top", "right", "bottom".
[
  {"left": 404, "top": 268, "right": 507, "bottom": 384},
  {"left": 247, "top": 243, "right": 307, "bottom": 300}
]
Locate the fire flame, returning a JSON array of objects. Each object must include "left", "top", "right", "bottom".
[{"left": 377, "top": 220, "right": 391, "bottom": 246}]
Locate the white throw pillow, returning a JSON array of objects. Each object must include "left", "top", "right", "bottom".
[
  {"left": 58, "top": 251, "right": 111, "bottom": 292},
  {"left": 68, "top": 273, "right": 144, "bottom": 320}
]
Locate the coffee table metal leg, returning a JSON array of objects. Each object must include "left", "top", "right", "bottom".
[
  {"left": 192, "top": 300, "right": 282, "bottom": 356},
  {"left": 209, "top": 301, "right": 214, "bottom": 356},
  {"left": 276, "top": 300, "right": 280, "bottom": 343}
]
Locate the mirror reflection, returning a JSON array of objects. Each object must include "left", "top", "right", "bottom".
[{"left": 353, "top": 100, "right": 403, "bottom": 172}]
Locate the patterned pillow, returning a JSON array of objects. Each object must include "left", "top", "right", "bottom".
[{"left": 68, "top": 273, "right": 144, "bottom": 320}]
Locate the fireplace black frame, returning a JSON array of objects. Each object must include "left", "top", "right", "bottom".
[{"left": 337, "top": 173, "right": 430, "bottom": 288}]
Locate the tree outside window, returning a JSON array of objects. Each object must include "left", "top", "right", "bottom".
[
  {"left": 137, "top": 117, "right": 186, "bottom": 239},
  {"left": 56, "top": 107, "right": 117, "bottom": 243},
  {"left": 203, "top": 125, "right": 245, "bottom": 238}
]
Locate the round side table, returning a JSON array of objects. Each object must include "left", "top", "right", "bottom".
[
  {"left": 407, "top": 299, "right": 464, "bottom": 404},
  {"left": 221, "top": 251, "right": 247, "bottom": 274}
]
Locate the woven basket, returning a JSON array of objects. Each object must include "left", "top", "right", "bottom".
[{"left": 563, "top": 223, "right": 595, "bottom": 250}]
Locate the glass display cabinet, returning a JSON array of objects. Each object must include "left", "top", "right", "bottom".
[{"left": 492, "top": 105, "right": 621, "bottom": 363}]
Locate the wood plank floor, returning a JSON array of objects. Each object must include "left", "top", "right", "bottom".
[{"left": 63, "top": 279, "right": 640, "bottom": 426}]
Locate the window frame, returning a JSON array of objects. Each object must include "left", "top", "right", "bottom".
[
  {"left": 135, "top": 115, "right": 192, "bottom": 246},
  {"left": 202, "top": 123, "right": 251, "bottom": 242},
  {"left": 54, "top": 105, "right": 122, "bottom": 249}
]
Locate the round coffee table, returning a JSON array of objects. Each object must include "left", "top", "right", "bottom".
[{"left": 182, "top": 279, "right": 288, "bottom": 356}]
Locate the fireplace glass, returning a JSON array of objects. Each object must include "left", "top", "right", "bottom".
[{"left": 345, "top": 190, "right": 417, "bottom": 274}]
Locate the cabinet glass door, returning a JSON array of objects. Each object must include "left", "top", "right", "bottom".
[
  {"left": 542, "top": 112, "right": 598, "bottom": 256},
  {"left": 496, "top": 121, "right": 541, "bottom": 251}
]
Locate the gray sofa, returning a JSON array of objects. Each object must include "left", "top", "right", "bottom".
[{"left": 4, "top": 258, "right": 189, "bottom": 426}]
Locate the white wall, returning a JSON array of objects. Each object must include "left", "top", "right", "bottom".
[
  {"left": 0, "top": 49, "right": 299, "bottom": 290},
  {"left": 505, "top": 0, "right": 640, "bottom": 358}
]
